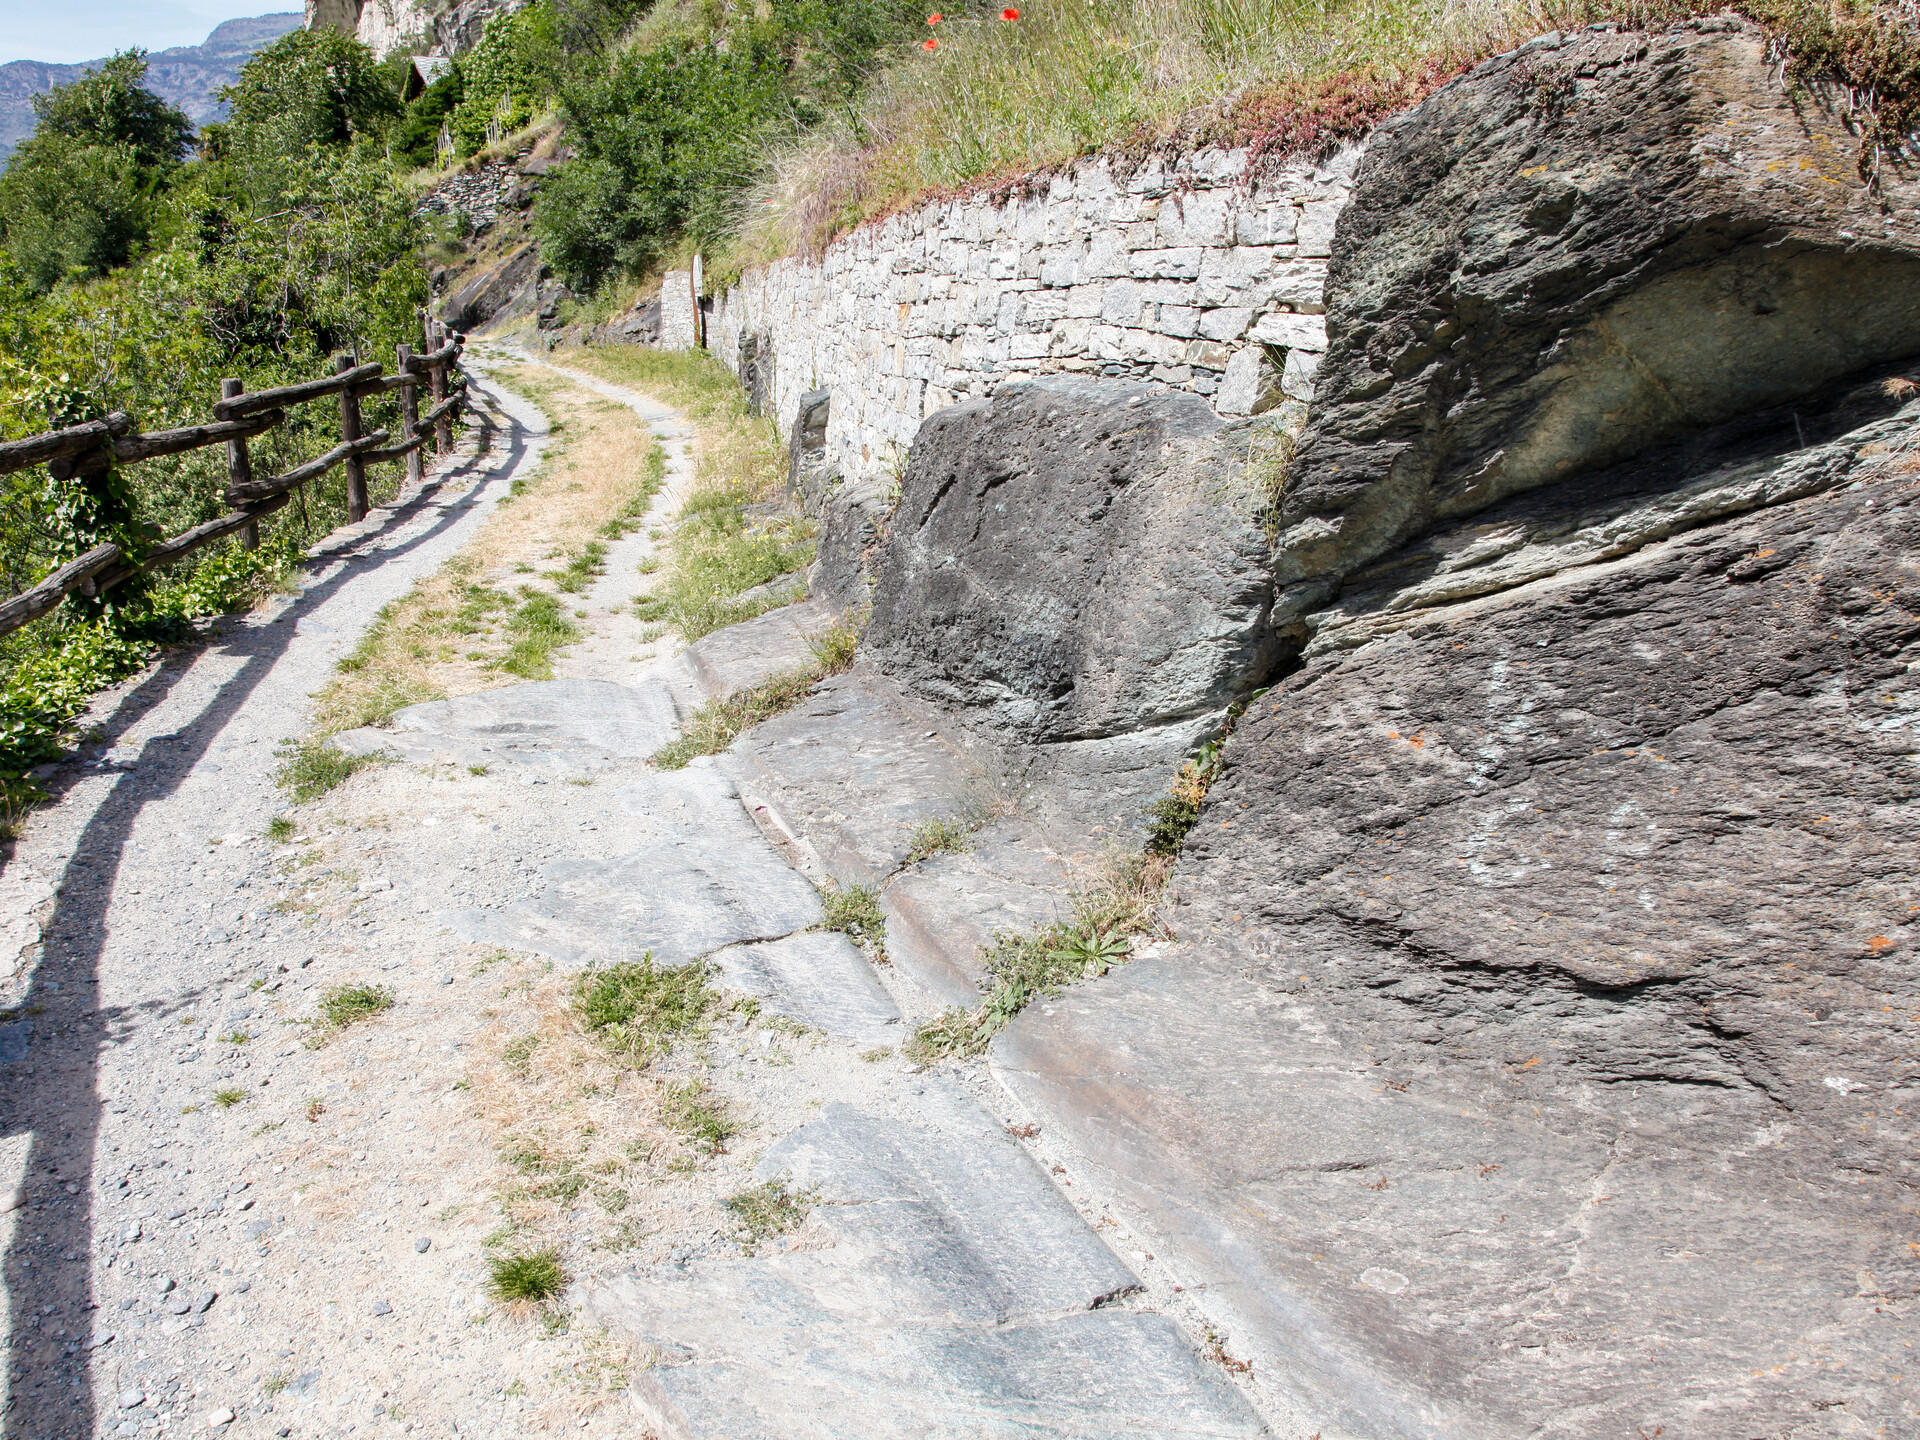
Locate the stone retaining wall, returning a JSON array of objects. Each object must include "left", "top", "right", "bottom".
[{"left": 707, "top": 144, "right": 1361, "bottom": 484}]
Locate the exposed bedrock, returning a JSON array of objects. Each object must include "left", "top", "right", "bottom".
[
  {"left": 863, "top": 375, "right": 1281, "bottom": 745},
  {"left": 1276, "top": 16, "right": 1920, "bottom": 649},
  {"left": 990, "top": 18, "right": 1920, "bottom": 1439}
]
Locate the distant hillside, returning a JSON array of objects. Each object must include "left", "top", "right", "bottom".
[{"left": 0, "top": 13, "right": 303, "bottom": 162}]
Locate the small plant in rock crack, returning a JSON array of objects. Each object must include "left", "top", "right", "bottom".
[
  {"left": 488, "top": 1249, "right": 567, "bottom": 1304},
  {"left": 659, "top": 1079, "right": 736, "bottom": 1155},
  {"left": 316, "top": 982, "right": 395, "bottom": 1034},
  {"left": 723, "top": 1180, "right": 816, "bottom": 1252},
  {"left": 906, "top": 847, "right": 1169, "bottom": 1062},
  {"left": 905, "top": 815, "right": 970, "bottom": 863},
  {"left": 818, "top": 881, "right": 887, "bottom": 961},
  {"left": 571, "top": 955, "right": 722, "bottom": 1064}
]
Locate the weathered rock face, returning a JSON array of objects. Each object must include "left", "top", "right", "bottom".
[
  {"left": 863, "top": 375, "right": 1282, "bottom": 744},
  {"left": 1276, "top": 17, "right": 1920, "bottom": 650},
  {"left": 441, "top": 242, "right": 539, "bottom": 333},
  {"left": 988, "top": 21, "right": 1920, "bottom": 1438}
]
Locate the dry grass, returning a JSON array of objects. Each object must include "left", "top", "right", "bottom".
[
  {"left": 724, "top": 0, "right": 1920, "bottom": 267},
  {"left": 310, "top": 371, "right": 665, "bottom": 736},
  {"left": 465, "top": 960, "right": 721, "bottom": 1261}
]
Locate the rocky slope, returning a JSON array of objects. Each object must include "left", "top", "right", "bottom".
[{"left": 980, "top": 17, "right": 1920, "bottom": 1438}]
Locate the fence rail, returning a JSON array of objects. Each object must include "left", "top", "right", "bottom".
[{"left": 0, "top": 318, "right": 467, "bottom": 642}]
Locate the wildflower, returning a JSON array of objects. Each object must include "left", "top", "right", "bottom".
[
  {"left": 926, "top": 12, "right": 942, "bottom": 23},
  {"left": 1001, "top": 6, "right": 1019, "bottom": 17},
  {"left": 923, "top": 36, "right": 938, "bottom": 48}
]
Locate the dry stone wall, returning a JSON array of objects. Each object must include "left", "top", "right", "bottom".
[{"left": 708, "top": 144, "right": 1360, "bottom": 485}]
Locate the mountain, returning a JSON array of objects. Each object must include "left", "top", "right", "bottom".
[{"left": 0, "top": 14, "right": 303, "bottom": 162}]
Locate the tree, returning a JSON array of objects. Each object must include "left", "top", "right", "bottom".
[
  {"left": 27, "top": 50, "right": 194, "bottom": 172},
  {"left": 0, "top": 139, "right": 150, "bottom": 290},
  {"left": 219, "top": 28, "right": 400, "bottom": 159},
  {"left": 0, "top": 52, "right": 188, "bottom": 291}
]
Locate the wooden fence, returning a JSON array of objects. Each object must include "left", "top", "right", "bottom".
[{"left": 0, "top": 317, "right": 470, "bottom": 641}]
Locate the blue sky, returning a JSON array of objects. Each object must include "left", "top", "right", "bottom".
[{"left": 0, "top": 2, "right": 296, "bottom": 65}]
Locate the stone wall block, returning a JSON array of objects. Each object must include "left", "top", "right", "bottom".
[
  {"left": 1021, "top": 291, "right": 1068, "bottom": 327},
  {"left": 1236, "top": 205, "right": 1300, "bottom": 246},
  {"left": 1048, "top": 318, "right": 1093, "bottom": 356},
  {"left": 1098, "top": 281, "right": 1145, "bottom": 326},
  {"left": 1198, "top": 307, "right": 1255, "bottom": 342},
  {"left": 1146, "top": 304, "right": 1200, "bottom": 339},
  {"left": 1250, "top": 311, "right": 1329, "bottom": 351},
  {"left": 1158, "top": 190, "right": 1234, "bottom": 247},
  {"left": 1065, "top": 284, "right": 1107, "bottom": 320},
  {"left": 1280, "top": 347, "right": 1320, "bottom": 401},
  {"left": 1131, "top": 248, "right": 1204, "bottom": 280},
  {"left": 1083, "top": 230, "right": 1131, "bottom": 279},
  {"left": 1297, "top": 201, "right": 1342, "bottom": 258}
]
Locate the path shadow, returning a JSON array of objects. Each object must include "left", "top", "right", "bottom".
[{"left": 0, "top": 377, "right": 531, "bottom": 1439}]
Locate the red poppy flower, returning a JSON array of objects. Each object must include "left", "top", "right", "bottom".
[
  {"left": 1001, "top": 6, "right": 1019, "bottom": 17},
  {"left": 923, "top": 36, "right": 939, "bottom": 48},
  {"left": 926, "top": 12, "right": 942, "bottom": 23}
]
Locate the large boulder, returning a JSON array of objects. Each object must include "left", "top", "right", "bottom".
[
  {"left": 1275, "top": 17, "right": 1920, "bottom": 650},
  {"left": 994, "top": 20, "right": 1920, "bottom": 1438},
  {"left": 863, "top": 375, "right": 1283, "bottom": 745}
]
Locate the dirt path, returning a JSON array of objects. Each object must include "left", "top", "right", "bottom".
[
  {"left": 1, "top": 355, "right": 1269, "bottom": 1440},
  {"left": 0, "top": 368, "right": 582, "bottom": 1440}
]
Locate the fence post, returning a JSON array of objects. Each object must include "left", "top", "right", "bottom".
[
  {"left": 427, "top": 321, "right": 452, "bottom": 454},
  {"left": 397, "top": 343, "right": 423, "bottom": 487},
  {"left": 221, "top": 378, "right": 259, "bottom": 550},
  {"left": 336, "top": 354, "right": 368, "bottom": 523}
]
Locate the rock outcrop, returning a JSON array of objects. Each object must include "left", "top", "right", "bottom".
[
  {"left": 864, "top": 375, "right": 1282, "bottom": 746},
  {"left": 986, "top": 18, "right": 1920, "bottom": 1438},
  {"left": 1274, "top": 17, "right": 1920, "bottom": 653}
]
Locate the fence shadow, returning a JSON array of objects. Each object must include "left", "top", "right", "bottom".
[{"left": 0, "top": 377, "right": 530, "bottom": 1439}]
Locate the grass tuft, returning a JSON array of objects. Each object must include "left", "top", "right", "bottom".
[
  {"left": 651, "top": 619, "right": 859, "bottom": 769},
  {"left": 318, "top": 982, "right": 396, "bottom": 1031},
  {"left": 906, "top": 849, "right": 1171, "bottom": 1062},
  {"left": 274, "top": 739, "right": 386, "bottom": 804},
  {"left": 212, "top": 1087, "right": 246, "bottom": 1108},
  {"left": 659, "top": 1078, "right": 737, "bottom": 1154},
  {"left": 488, "top": 1248, "right": 567, "bottom": 1304},
  {"left": 723, "top": 1179, "right": 815, "bottom": 1251},
  {"left": 265, "top": 815, "right": 295, "bottom": 842},
  {"left": 819, "top": 881, "right": 887, "bottom": 962},
  {"left": 498, "top": 587, "right": 583, "bottom": 680},
  {"left": 570, "top": 954, "right": 721, "bottom": 1065},
  {"left": 905, "top": 815, "right": 971, "bottom": 864}
]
